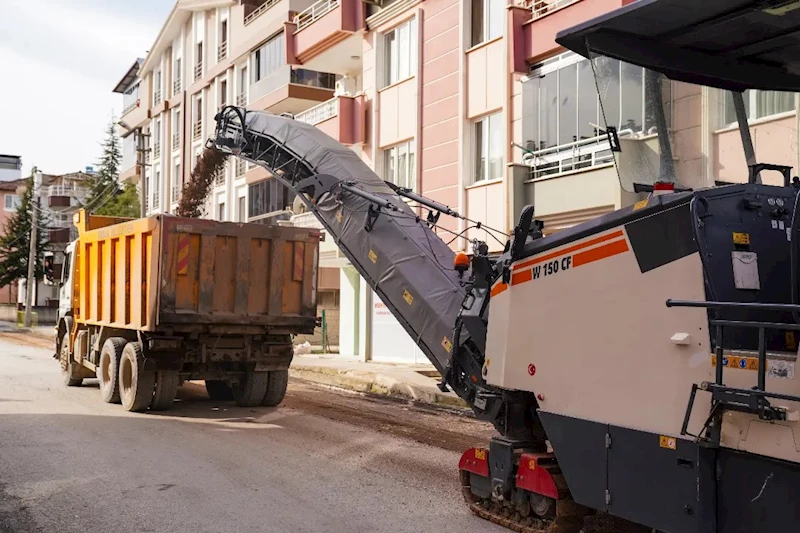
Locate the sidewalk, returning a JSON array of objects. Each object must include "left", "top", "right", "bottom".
[
  {"left": 1, "top": 321, "right": 467, "bottom": 409},
  {"left": 289, "top": 355, "right": 467, "bottom": 408}
]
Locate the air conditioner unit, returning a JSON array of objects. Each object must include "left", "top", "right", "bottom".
[{"left": 334, "top": 76, "right": 357, "bottom": 97}]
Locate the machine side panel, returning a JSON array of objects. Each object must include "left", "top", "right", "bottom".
[
  {"left": 624, "top": 203, "right": 698, "bottom": 273},
  {"left": 717, "top": 448, "right": 800, "bottom": 533},
  {"left": 485, "top": 208, "right": 713, "bottom": 439},
  {"left": 537, "top": 412, "right": 607, "bottom": 512},
  {"left": 606, "top": 425, "right": 700, "bottom": 533}
]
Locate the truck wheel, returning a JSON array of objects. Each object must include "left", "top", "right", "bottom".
[
  {"left": 119, "top": 342, "right": 156, "bottom": 412},
  {"left": 205, "top": 380, "right": 233, "bottom": 401},
  {"left": 261, "top": 370, "right": 289, "bottom": 407},
  {"left": 151, "top": 371, "right": 180, "bottom": 411},
  {"left": 98, "top": 337, "right": 127, "bottom": 403},
  {"left": 232, "top": 370, "right": 269, "bottom": 407},
  {"left": 59, "top": 335, "right": 83, "bottom": 387}
]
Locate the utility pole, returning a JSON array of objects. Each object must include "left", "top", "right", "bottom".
[{"left": 24, "top": 168, "right": 41, "bottom": 328}]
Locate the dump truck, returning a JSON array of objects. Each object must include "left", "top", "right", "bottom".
[{"left": 56, "top": 209, "right": 320, "bottom": 412}]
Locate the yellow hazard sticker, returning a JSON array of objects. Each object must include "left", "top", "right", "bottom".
[
  {"left": 403, "top": 290, "right": 414, "bottom": 305},
  {"left": 336, "top": 210, "right": 343, "bottom": 223},
  {"left": 528, "top": 459, "right": 536, "bottom": 470},
  {"left": 733, "top": 232, "right": 750, "bottom": 245},
  {"left": 474, "top": 449, "right": 486, "bottom": 460},
  {"left": 659, "top": 436, "right": 677, "bottom": 450},
  {"left": 711, "top": 354, "right": 759, "bottom": 371},
  {"left": 442, "top": 336, "right": 453, "bottom": 353},
  {"left": 633, "top": 199, "right": 649, "bottom": 211},
  {"left": 369, "top": 250, "right": 377, "bottom": 263}
]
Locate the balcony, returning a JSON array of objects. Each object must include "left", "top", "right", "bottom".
[
  {"left": 218, "top": 42, "right": 228, "bottom": 62},
  {"left": 236, "top": 93, "right": 247, "bottom": 106},
  {"left": 285, "top": 0, "right": 365, "bottom": 75},
  {"left": 122, "top": 100, "right": 140, "bottom": 116},
  {"left": 172, "top": 132, "right": 180, "bottom": 151},
  {"left": 294, "top": 95, "right": 365, "bottom": 144},
  {"left": 215, "top": 167, "right": 226, "bottom": 186},
  {"left": 173, "top": 79, "right": 182, "bottom": 94},
  {"left": 244, "top": 0, "right": 281, "bottom": 25},
  {"left": 194, "top": 62, "right": 203, "bottom": 82},
  {"left": 49, "top": 228, "right": 71, "bottom": 243},
  {"left": 247, "top": 65, "right": 335, "bottom": 115},
  {"left": 530, "top": 0, "right": 581, "bottom": 18},
  {"left": 47, "top": 184, "right": 89, "bottom": 210},
  {"left": 192, "top": 122, "right": 202, "bottom": 141},
  {"left": 153, "top": 142, "right": 162, "bottom": 160}
]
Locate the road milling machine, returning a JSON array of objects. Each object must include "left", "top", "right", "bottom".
[{"left": 212, "top": 1, "right": 800, "bottom": 530}]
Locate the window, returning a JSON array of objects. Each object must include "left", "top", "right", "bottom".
[
  {"left": 61, "top": 251, "right": 72, "bottom": 285},
  {"left": 248, "top": 178, "right": 296, "bottom": 224},
  {"left": 383, "top": 140, "right": 416, "bottom": 191},
  {"left": 238, "top": 196, "right": 246, "bottom": 222},
  {"left": 720, "top": 89, "right": 796, "bottom": 127},
  {"left": 4, "top": 194, "right": 20, "bottom": 211},
  {"left": 173, "top": 57, "right": 182, "bottom": 93},
  {"left": 384, "top": 18, "right": 417, "bottom": 86},
  {"left": 173, "top": 160, "right": 182, "bottom": 202},
  {"left": 221, "top": 20, "right": 228, "bottom": 45},
  {"left": 471, "top": 0, "right": 503, "bottom": 46},
  {"left": 251, "top": 33, "right": 285, "bottom": 84},
  {"left": 523, "top": 52, "right": 672, "bottom": 178},
  {"left": 473, "top": 113, "right": 504, "bottom": 183},
  {"left": 218, "top": 202, "right": 226, "bottom": 221},
  {"left": 219, "top": 79, "right": 228, "bottom": 107}
]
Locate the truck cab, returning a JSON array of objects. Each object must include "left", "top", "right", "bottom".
[{"left": 57, "top": 241, "right": 75, "bottom": 335}]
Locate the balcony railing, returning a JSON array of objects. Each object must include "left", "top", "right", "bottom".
[
  {"left": 215, "top": 168, "right": 226, "bottom": 186},
  {"left": 154, "top": 90, "right": 162, "bottom": 105},
  {"left": 194, "top": 62, "right": 203, "bottom": 81},
  {"left": 529, "top": 0, "right": 581, "bottom": 19},
  {"left": 173, "top": 79, "right": 182, "bottom": 94},
  {"left": 235, "top": 159, "right": 246, "bottom": 177},
  {"left": 153, "top": 142, "right": 161, "bottom": 160},
  {"left": 152, "top": 190, "right": 160, "bottom": 210},
  {"left": 172, "top": 132, "right": 180, "bottom": 151},
  {"left": 47, "top": 184, "right": 89, "bottom": 198},
  {"left": 122, "top": 100, "right": 140, "bottom": 116},
  {"left": 236, "top": 93, "right": 247, "bottom": 106},
  {"left": 244, "top": 0, "right": 281, "bottom": 25},
  {"left": 294, "top": 97, "right": 338, "bottom": 126},
  {"left": 290, "top": 69, "right": 336, "bottom": 89},
  {"left": 172, "top": 185, "right": 179, "bottom": 203},
  {"left": 294, "top": 0, "right": 339, "bottom": 31},
  {"left": 192, "top": 122, "right": 202, "bottom": 141},
  {"left": 218, "top": 42, "right": 228, "bottom": 62},
  {"left": 525, "top": 132, "right": 625, "bottom": 179}
]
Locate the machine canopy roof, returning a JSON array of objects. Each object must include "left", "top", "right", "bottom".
[{"left": 555, "top": 0, "right": 800, "bottom": 92}]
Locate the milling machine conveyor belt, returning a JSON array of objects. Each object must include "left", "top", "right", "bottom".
[{"left": 212, "top": 107, "right": 469, "bottom": 375}]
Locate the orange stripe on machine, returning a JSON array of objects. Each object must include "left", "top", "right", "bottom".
[{"left": 512, "top": 230, "right": 624, "bottom": 271}]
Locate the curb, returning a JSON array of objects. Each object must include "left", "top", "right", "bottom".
[{"left": 289, "top": 365, "right": 469, "bottom": 409}]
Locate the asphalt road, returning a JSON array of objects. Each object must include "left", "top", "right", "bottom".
[{"left": 0, "top": 333, "right": 503, "bottom": 533}]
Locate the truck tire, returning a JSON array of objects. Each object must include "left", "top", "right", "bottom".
[
  {"left": 119, "top": 341, "right": 156, "bottom": 412},
  {"left": 205, "top": 380, "right": 233, "bottom": 401},
  {"left": 261, "top": 370, "right": 289, "bottom": 407},
  {"left": 232, "top": 370, "right": 269, "bottom": 407},
  {"left": 151, "top": 371, "right": 180, "bottom": 411},
  {"left": 60, "top": 335, "right": 83, "bottom": 387},
  {"left": 98, "top": 337, "right": 127, "bottom": 403}
]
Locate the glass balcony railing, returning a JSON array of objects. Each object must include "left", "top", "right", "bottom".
[{"left": 290, "top": 69, "right": 336, "bottom": 90}]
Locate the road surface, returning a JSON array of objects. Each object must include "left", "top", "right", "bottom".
[{"left": 0, "top": 332, "right": 503, "bottom": 533}]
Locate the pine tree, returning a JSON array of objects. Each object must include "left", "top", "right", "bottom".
[
  {"left": 85, "top": 119, "right": 121, "bottom": 212},
  {"left": 0, "top": 178, "right": 49, "bottom": 288}
]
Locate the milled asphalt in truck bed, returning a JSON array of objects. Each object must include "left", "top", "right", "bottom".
[{"left": 0, "top": 334, "right": 502, "bottom": 533}]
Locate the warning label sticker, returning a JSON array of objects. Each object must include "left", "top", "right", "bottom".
[
  {"left": 659, "top": 435, "right": 677, "bottom": 450},
  {"left": 710, "top": 354, "right": 795, "bottom": 379}
]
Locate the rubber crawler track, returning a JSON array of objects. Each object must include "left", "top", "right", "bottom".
[{"left": 459, "top": 471, "right": 584, "bottom": 533}]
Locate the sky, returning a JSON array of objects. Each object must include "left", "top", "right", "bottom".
[{"left": 0, "top": 0, "right": 173, "bottom": 176}]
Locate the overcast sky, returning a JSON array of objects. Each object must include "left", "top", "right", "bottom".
[{"left": 0, "top": 0, "right": 173, "bottom": 176}]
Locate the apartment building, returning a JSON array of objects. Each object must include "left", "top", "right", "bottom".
[
  {"left": 0, "top": 178, "right": 26, "bottom": 305},
  {"left": 0, "top": 155, "right": 22, "bottom": 182},
  {"left": 115, "top": 0, "right": 799, "bottom": 363}
]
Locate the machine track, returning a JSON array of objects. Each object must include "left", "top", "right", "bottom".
[{"left": 459, "top": 470, "right": 584, "bottom": 533}]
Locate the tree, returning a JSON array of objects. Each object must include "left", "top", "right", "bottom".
[
  {"left": 175, "top": 147, "right": 228, "bottom": 218},
  {"left": 85, "top": 118, "right": 140, "bottom": 217},
  {"left": 0, "top": 178, "right": 49, "bottom": 288}
]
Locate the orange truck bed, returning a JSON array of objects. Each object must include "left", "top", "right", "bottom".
[{"left": 70, "top": 210, "right": 320, "bottom": 334}]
